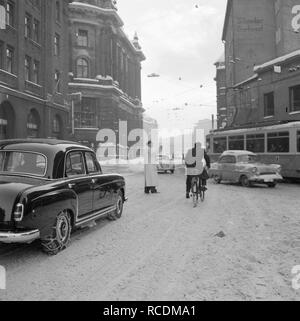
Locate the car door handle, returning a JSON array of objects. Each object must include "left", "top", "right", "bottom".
[
  {"left": 68, "top": 183, "right": 75, "bottom": 189},
  {"left": 91, "top": 179, "right": 97, "bottom": 184}
]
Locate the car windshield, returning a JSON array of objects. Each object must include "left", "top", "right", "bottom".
[
  {"left": 237, "top": 154, "right": 258, "bottom": 163},
  {"left": 0, "top": 151, "right": 47, "bottom": 176}
]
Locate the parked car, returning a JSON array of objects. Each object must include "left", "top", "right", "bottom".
[
  {"left": 0, "top": 139, "right": 127, "bottom": 255},
  {"left": 156, "top": 155, "right": 175, "bottom": 174},
  {"left": 209, "top": 150, "right": 283, "bottom": 187}
]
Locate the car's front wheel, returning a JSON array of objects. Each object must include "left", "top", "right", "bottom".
[
  {"left": 240, "top": 175, "right": 252, "bottom": 187},
  {"left": 41, "top": 210, "right": 72, "bottom": 255},
  {"left": 213, "top": 175, "right": 222, "bottom": 184},
  {"left": 108, "top": 191, "right": 124, "bottom": 221},
  {"left": 267, "top": 182, "right": 277, "bottom": 188}
]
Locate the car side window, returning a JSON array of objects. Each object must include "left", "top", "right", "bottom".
[
  {"left": 65, "top": 152, "right": 86, "bottom": 177},
  {"left": 85, "top": 152, "right": 101, "bottom": 174},
  {"left": 219, "top": 156, "right": 236, "bottom": 164}
]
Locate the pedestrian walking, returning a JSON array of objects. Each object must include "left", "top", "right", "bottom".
[{"left": 144, "top": 140, "right": 159, "bottom": 194}]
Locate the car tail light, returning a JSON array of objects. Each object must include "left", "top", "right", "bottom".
[
  {"left": 13, "top": 203, "right": 24, "bottom": 222},
  {"left": 277, "top": 166, "right": 282, "bottom": 174}
]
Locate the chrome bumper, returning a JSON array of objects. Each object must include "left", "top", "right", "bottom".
[
  {"left": 249, "top": 174, "right": 283, "bottom": 183},
  {"left": 0, "top": 229, "right": 40, "bottom": 244}
]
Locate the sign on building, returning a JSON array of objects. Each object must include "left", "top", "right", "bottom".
[
  {"left": 274, "top": 65, "right": 282, "bottom": 73},
  {"left": 0, "top": 5, "right": 5, "bottom": 30}
]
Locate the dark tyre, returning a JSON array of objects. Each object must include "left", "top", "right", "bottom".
[
  {"left": 170, "top": 170, "right": 175, "bottom": 174},
  {"left": 200, "top": 187, "right": 205, "bottom": 202},
  {"left": 240, "top": 175, "right": 251, "bottom": 187},
  {"left": 213, "top": 175, "right": 221, "bottom": 184},
  {"left": 108, "top": 191, "right": 124, "bottom": 221},
  {"left": 41, "top": 210, "right": 72, "bottom": 255},
  {"left": 267, "top": 183, "right": 277, "bottom": 188}
]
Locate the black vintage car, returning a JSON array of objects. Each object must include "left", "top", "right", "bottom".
[{"left": 0, "top": 139, "right": 126, "bottom": 255}]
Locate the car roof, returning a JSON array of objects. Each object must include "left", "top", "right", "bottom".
[
  {"left": 0, "top": 139, "right": 92, "bottom": 154},
  {"left": 221, "top": 150, "right": 256, "bottom": 156}
]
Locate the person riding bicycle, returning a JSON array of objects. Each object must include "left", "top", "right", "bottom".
[{"left": 185, "top": 142, "right": 211, "bottom": 199}]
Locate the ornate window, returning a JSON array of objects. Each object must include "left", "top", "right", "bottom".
[
  {"left": 77, "top": 29, "right": 88, "bottom": 47},
  {"left": 76, "top": 57, "right": 89, "bottom": 78},
  {"left": 74, "top": 97, "right": 97, "bottom": 128}
]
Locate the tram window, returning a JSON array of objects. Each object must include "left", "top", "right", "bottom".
[
  {"left": 297, "top": 131, "right": 300, "bottom": 152},
  {"left": 228, "top": 135, "right": 244, "bottom": 150},
  {"left": 206, "top": 137, "right": 211, "bottom": 152},
  {"left": 267, "top": 132, "right": 289, "bottom": 153},
  {"left": 213, "top": 137, "right": 227, "bottom": 153},
  {"left": 246, "top": 134, "right": 265, "bottom": 153}
]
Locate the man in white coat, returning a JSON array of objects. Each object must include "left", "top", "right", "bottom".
[{"left": 144, "top": 140, "right": 159, "bottom": 194}]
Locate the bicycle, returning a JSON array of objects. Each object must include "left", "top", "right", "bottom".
[{"left": 190, "top": 176, "right": 205, "bottom": 207}]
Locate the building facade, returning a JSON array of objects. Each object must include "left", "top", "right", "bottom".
[
  {"left": 214, "top": 55, "right": 226, "bottom": 129},
  {"left": 217, "top": 0, "right": 300, "bottom": 129},
  {"left": 68, "top": 0, "right": 145, "bottom": 151},
  {"left": 0, "top": 0, "right": 70, "bottom": 140}
]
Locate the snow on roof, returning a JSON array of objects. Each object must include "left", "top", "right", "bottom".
[
  {"left": 211, "top": 121, "right": 300, "bottom": 136},
  {"left": 233, "top": 74, "right": 258, "bottom": 88},
  {"left": 70, "top": 1, "right": 123, "bottom": 25},
  {"left": 254, "top": 49, "right": 300, "bottom": 73}
]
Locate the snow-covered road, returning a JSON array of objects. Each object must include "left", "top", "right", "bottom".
[{"left": 0, "top": 171, "right": 300, "bottom": 301}]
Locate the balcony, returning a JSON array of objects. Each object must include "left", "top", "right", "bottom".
[{"left": 0, "top": 69, "right": 18, "bottom": 89}]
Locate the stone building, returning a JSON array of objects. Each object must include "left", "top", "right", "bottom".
[
  {"left": 0, "top": 0, "right": 70, "bottom": 140},
  {"left": 68, "top": 0, "right": 145, "bottom": 151},
  {"left": 214, "top": 54, "right": 226, "bottom": 129},
  {"left": 216, "top": 0, "right": 300, "bottom": 128}
]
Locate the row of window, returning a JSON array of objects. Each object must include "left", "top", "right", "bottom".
[
  {"left": 264, "top": 85, "right": 300, "bottom": 117},
  {"left": 2, "top": 1, "right": 62, "bottom": 57},
  {"left": 0, "top": 42, "right": 61, "bottom": 91},
  {"left": 0, "top": 109, "right": 63, "bottom": 140},
  {"left": 212, "top": 131, "right": 299, "bottom": 154},
  {"left": 3, "top": 0, "right": 61, "bottom": 29}
]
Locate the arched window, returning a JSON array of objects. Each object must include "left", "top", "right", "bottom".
[
  {"left": 76, "top": 58, "right": 89, "bottom": 78},
  {"left": 27, "top": 109, "right": 40, "bottom": 138},
  {"left": 52, "top": 114, "right": 62, "bottom": 139}
]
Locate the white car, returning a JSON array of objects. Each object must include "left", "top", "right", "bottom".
[
  {"left": 156, "top": 155, "right": 175, "bottom": 174},
  {"left": 209, "top": 150, "right": 283, "bottom": 187}
]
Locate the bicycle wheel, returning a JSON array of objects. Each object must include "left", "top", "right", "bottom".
[
  {"left": 192, "top": 179, "right": 198, "bottom": 207},
  {"left": 199, "top": 180, "right": 205, "bottom": 202},
  {"left": 200, "top": 188, "right": 205, "bottom": 202}
]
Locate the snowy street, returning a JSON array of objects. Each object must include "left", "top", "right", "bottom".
[{"left": 0, "top": 170, "right": 300, "bottom": 301}]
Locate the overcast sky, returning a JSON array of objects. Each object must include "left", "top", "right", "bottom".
[{"left": 117, "top": 0, "right": 227, "bottom": 132}]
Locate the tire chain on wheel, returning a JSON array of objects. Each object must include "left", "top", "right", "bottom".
[
  {"left": 41, "top": 211, "right": 71, "bottom": 256},
  {"left": 108, "top": 193, "right": 123, "bottom": 221}
]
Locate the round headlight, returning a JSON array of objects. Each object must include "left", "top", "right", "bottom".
[{"left": 251, "top": 167, "right": 258, "bottom": 174}]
